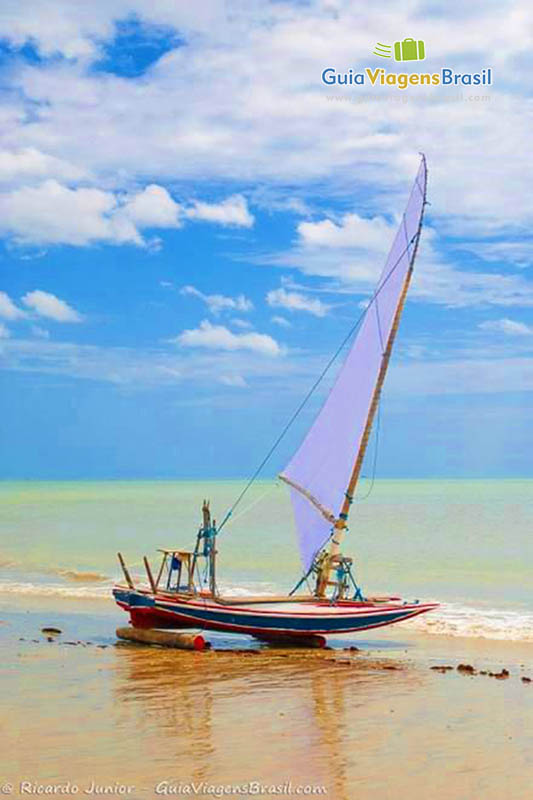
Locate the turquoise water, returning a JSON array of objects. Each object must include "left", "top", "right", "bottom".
[{"left": 1, "top": 479, "right": 532, "bottom": 639}]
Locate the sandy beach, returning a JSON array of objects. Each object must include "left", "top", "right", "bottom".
[
  {"left": 1, "top": 481, "right": 532, "bottom": 800},
  {"left": 2, "top": 594, "right": 532, "bottom": 800}
]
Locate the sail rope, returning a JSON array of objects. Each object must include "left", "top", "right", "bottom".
[
  {"left": 217, "top": 230, "right": 420, "bottom": 533},
  {"left": 357, "top": 397, "right": 381, "bottom": 501},
  {"left": 223, "top": 480, "right": 281, "bottom": 526}
]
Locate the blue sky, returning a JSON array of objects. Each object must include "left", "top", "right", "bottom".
[{"left": 0, "top": 1, "right": 532, "bottom": 479}]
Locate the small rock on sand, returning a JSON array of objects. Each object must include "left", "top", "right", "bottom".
[
  {"left": 521, "top": 677, "right": 531, "bottom": 683},
  {"left": 489, "top": 669, "right": 510, "bottom": 680}
]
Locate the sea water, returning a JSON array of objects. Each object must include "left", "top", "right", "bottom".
[{"left": 0, "top": 479, "right": 531, "bottom": 641}]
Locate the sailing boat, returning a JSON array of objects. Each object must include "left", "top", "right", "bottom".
[{"left": 113, "top": 155, "right": 438, "bottom": 643}]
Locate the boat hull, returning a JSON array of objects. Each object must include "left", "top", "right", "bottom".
[{"left": 113, "top": 587, "right": 437, "bottom": 638}]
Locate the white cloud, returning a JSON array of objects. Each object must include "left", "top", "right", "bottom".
[
  {"left": 479, "top": 318, "right": 533, "bottom": 336},
  {"left": 261, "top": 212, "right": 406, "bottom": 290},
  {"left": 219, "top": 373, "right": 248, "bottom": 388},
  {"left": 121, "top": 184, "right": 181, "bottom": 228},
  {"left": 0, "top": 291, "right": 26, "bottom": 320},
  {"left": 0, "top": 331, "right": 304, "bottom": 389},
  {"left": 22, "top": 290, "right": 83, "bottom": 322},
  {"left": 298, "top": 213, "right": 395, "bottom": 251},
  {"left": 2, "top": 330, "right": 533, "bottom": 402},
  {"left": 470, "top": 241, "right": 533, "bottom": 269},
  {"left": 31, "top": 325, "right": 50, "bottom": 339},
  {"left": 4, "top": 3, "right": 531, "bottom": 241},
  {"left": 176, "top": 319, "right": 281, "bottom": 356},
  {"left": 180, "top": 285, "right": 254, "bottom": 314},
  {"left": 271, "top": 315, "right": 291, "bottom": 328},
  {"left": 0, "top": 147, "right": 85, "bottom": 185},
  {"left": 0, "top": 2, "right": 109, "bottom": 58},
  {"left": 0, "top": 180, "right": 140, "bottom": 246},
  {"left": 185, "top": 195, "right": 254, "bottom": 228},
  {"left": 389, "top": 357, "right": 533, "bottom": 396},
  {"left": 267, "top": 287, "right": 329, "bottom": 317},
  {"left": 0, "top": 179, "right": 254, "bottom": 246},
  {"left": 267, "top": 211, "right": 399, "bottom": 292},
  {"left": 0, "top": 0, "right": 530, "bottom": 316},
  {"left": 231, "top": 318, "right": 253, "bottom": 329},
  {"left": 0, "top": 1, "right": 225, "bottom": 59},
  {"left": 264, "top": 219, "right": 533, "bottom": 308},
  {"left": 0, "top": 322, "right": 10, "bottom": 338},
  {"left": 412, "top": 254, "right": 533, "bottom": 308}
]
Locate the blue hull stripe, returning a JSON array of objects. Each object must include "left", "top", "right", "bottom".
[
  {"left": 114, "top": 589, "right": 425, "bottom": 634},
  {"left": 158, "top": 603, "right": 413, "bottom": 632}
]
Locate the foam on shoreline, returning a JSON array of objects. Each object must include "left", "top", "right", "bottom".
[{"left": 1, "top": 576, "right": 532, "bottom": 642}]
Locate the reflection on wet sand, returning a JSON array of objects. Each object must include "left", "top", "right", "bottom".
[
  {"left": 311, "top": 667, "right": 350, "bottom": 800},
  {"left": 115, "top": 644, "right": 216, "bottom": 785},
  {"left": 112, "top": 643, "right": 413, "bottom": 794},
  {"left": 4, "top": 613, "right": 531, "bottom": 800}
]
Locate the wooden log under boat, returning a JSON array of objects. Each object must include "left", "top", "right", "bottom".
[{"left": 116, "top": 626, "right": 207, "bottom": 651}]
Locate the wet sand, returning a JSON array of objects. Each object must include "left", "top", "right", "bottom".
[{"left": 2, "top": 596, "right": 533, "bottom": 800}]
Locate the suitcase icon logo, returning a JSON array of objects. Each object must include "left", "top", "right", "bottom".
[{"left": 394, "top": 38, "right": 425, "bottom": 62}]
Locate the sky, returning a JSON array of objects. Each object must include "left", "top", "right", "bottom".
[{"left": 0, "top": 0, "right": 532, "bottom": 480}]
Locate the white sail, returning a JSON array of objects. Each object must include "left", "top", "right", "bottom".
[{"left": 281, "top": 157, "right": 427, "bottom": 570}]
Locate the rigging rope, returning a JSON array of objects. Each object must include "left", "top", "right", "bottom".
[
  {"left": 217, "top": 230, "right": 420, "bottom": 532},
  {"left": 223, "top": 481, "right": 280, "bottom": 528},
  {"left": 357, "top": 397, "right": 381, "bottom": 501}
]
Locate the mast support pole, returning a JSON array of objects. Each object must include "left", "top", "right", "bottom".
[
  {"left": 316, "top": 157, "right": 427, "bottom": 597},
  {"left": 316, "top": 272, "right": 412, "bottom": 596}
]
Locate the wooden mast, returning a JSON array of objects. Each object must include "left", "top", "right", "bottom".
[{"left": 316, "top": 157, "right": 427, "bottom": 597}]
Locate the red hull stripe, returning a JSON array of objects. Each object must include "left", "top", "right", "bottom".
[
  {"left": 116, "top": 587, "right": 433, "bottom": 618},
  {"left": 121, "top": 602, "right": 431, "bottom": 636},
  {"left": 114, "top": 590, "right": 435, "bottom": 636}
]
